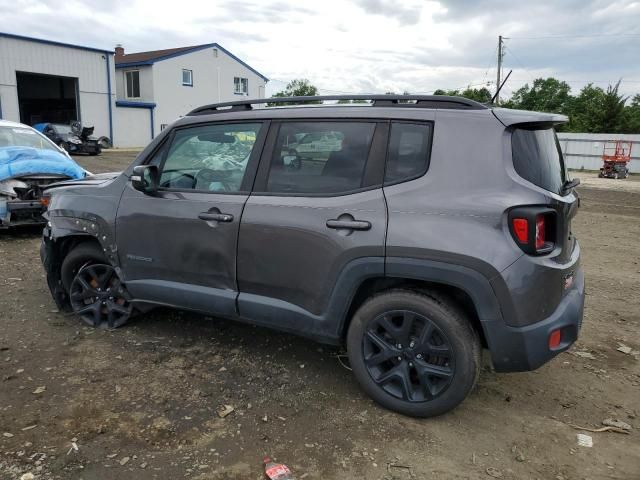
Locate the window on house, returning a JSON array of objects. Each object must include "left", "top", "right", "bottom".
[
  {"left": 125, "top": 70, "right": 140, "bottom": 98},
  {"left": 234, "top": 77, "right": 248, "bottom": 95},
  {"left": 182, "top": 69, "right": 193, "bottom": 86}
]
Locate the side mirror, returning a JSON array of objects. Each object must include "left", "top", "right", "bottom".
[{"left": 131, "top": 165, "right": 159, "bottom": 194}]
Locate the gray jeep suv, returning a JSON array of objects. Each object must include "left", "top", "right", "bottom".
[{"left": 40, "top": 95, "right": 584, "bottom": 417}]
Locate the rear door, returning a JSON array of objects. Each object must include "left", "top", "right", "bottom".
[
  {"left": 116, "top": 121, "right": 268, "bottom": 317},
  {"left": 236, "top": 120, "right": 388, "bottom": 335}
]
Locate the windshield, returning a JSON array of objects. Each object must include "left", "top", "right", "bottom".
[
  {"left": 512, "top": 127, "right": 567, "bottom": 195},
  {"left": 0, "top": 126, "right": 58, "bottom": 152}
]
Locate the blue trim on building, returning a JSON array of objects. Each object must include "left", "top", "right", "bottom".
[
  {"left": 115, "top": 43, "right": 269, "bottom": 82},
  {"left": 105, "top": 54, "right": 114, "bottom": 144},
  {"left": 0, "top": 31, "right": 112, "bottom": 54},
  {"left": 115, "top": 101, "right": 157, "bottom": 108},
  {"left": 115, "top": 101, "right": 156, "bottom": 141}
]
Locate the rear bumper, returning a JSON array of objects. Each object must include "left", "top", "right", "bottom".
[{"left": 483, "top": 268, "right": 585, "bottom": 372}]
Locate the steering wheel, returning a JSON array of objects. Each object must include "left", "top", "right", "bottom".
[
  {"left": 159, "top": 171, "right": 195, "bottom": 189},
  {"left": 194, "top": 168, "right": 232, "bottom": 191}
]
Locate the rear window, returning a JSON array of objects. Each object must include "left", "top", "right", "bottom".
[{"left": 512, "top": 127, "right": 567, "bottom": 195}]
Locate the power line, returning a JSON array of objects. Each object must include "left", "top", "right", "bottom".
[
  {"left": 509, "top": 78, "right": 640, "bottom": 84},
  {"left": 503, "top": 45, "right": 536, "bottom": 85},
  {"left": 509, "top": 33, "right": 640, "bottom": 39},
  {"left": 503, "top": 42, "right": 640, "bottom": 89}
]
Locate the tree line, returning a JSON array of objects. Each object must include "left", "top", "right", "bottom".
[{"left": 272, "top": 78, "right": 640, "bottom": 134}]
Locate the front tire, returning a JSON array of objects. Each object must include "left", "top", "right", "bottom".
[
  {"left": 347, "top": 290, "right": 481, "bottom": 417},
  {"left": 61, "top": 243, "right": 132, "bottom": 329}
]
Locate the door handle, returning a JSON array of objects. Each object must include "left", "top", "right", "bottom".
[
  {"left": 198, "top": 212, "right": 234, "bottom": 222},
  {"left": 326, "top": 219, "right": 371, "bottom": 230}
]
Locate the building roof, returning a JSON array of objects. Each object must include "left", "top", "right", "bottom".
[
  {"left": 115, "top": 42, "right": 268, "bottom": 82},
  {"left": 0, "top": 31, "right": 113, "bottom": 54}
]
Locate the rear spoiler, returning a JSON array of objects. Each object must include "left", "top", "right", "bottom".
[{"left": 492, "top": 108, "right": 568, "bottom": 127}]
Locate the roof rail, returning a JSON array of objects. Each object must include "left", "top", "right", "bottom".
[{"left": 186, "top": 95, "right": 488, "bottom": 116}]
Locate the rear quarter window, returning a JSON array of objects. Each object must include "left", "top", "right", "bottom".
[
  {"left": 384, "top": 122, "right": 432, "bottom": 185},
  {"left": 512, "top": 127, "right": 567, "bottom": 195}
]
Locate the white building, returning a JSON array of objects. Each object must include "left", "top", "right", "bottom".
[
  {"left": 0, "top": 32, "right": 268, "bottom": 148},
  {"left": 0, "top": 32, "right": 116, "bottom": 144},
  {"left": 114, "top": 43, "right": 268, "bottom": 147}
]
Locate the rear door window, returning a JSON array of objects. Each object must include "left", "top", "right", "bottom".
[
  {"left": 512, "top": 127, "right": 567, "bottom": 195},
  {"left": 263, "top": 122, "right": 376, "bottom": 194}
]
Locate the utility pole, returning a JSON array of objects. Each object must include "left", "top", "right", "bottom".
[{"left": 496, "top": 35, "right": 503, "bottom": 105}]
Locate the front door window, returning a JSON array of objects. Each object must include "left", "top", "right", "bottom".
[{"left": 158, "top": 123, "right": 262, "bottom": 193}]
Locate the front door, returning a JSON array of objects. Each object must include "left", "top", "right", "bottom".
[
  {"left": 116, "top": 121, "right": 267, "bottom": 317},
  {"left": 236, "top": 120, "right": 388, "bottom": 338}
]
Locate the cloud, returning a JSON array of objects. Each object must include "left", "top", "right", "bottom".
[
  {"left": 214, "top": 0, "right": 314, "bottom": 24},
  {"left": 352, "top": 0, "right": 424, "bottom": 25},
  {"left": 0, "top": 0, "right": 638, "bottom": 98}
]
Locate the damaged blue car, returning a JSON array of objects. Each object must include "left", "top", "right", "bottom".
[{"left": 0, "top": 120, "right": 86, "bottom": 228}]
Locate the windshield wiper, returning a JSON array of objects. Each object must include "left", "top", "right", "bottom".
[{"left": 561, "top": 178, "right": 580, "bottom": 195}]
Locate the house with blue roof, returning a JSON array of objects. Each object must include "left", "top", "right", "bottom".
[{"left": 113, "top": 43, "right": 268, "bottom": 146}]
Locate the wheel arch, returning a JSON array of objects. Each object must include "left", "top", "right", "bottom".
[
  {"left": 337, "top": 257, "right": 505, "bottom": 348},
  {"left": 41, "top": 230, "right": 110, "bottom": 311},
  {"left": 342, "top": 278, "right": 488, "bottom": 348}
]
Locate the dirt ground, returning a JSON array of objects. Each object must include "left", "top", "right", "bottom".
[{"left": 1, "top": 151, "right": 638, "bottom": 480}]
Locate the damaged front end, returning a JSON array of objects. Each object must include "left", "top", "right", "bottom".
[
  {"left": 40, "top": 211, "right": 119, "bottom": 311},
  {"left": 0, "top": 143, "right": 86, "bottom": 228},
  {"left": 0, "top": 175, "right": 70, "bottom": 228},
  {"left": 40, "top": 221, "right": 70, "bottom": 311}
]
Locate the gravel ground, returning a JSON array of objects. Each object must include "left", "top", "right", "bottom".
[
  {"left": 0, "top": 151, "right": 638, "bottom": 479},
  {"left": 571, "top": 171, "right": 640, "bottom": 194}
]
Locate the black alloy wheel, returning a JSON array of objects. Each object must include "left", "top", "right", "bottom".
[
  {"left": 69, "top": 264, "right": 132, "bottom": 329},
  {"left": 347, "top": 290, "right": 480, "bottom": 417},
  {"left": 363, "top": 310, "right": 454, "bottom": 402}
]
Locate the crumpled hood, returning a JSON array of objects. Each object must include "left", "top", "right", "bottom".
[
  {"left": 0, "top": 146, "right": 86, "bottom": 181},
  {"left": 45, "top": 171, "right": 122, "bottom": 190}
]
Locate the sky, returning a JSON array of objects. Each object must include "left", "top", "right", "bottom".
[{"left": 1, "top": 0, "right": 639, "bottom": 98}]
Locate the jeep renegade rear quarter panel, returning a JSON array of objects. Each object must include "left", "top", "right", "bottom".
[
  {"left": 384, "top": 110, "right": 525, "bottom": 283},
  {"left": 491, "top": 121, "right": 582, "bottom": 328}
]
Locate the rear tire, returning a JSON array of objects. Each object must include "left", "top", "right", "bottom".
[
  {"left": 98, "top": 137, "right": 112, "bottom": 149},
  {"left": 347, "top": 290, "right": 481, "bottom": 417}
]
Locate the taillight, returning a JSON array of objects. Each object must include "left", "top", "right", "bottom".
[
  {"left": 509, "top": 207, "right": 555, "bottom": 255},
  {"left": 535, "top": 215, "right": 545, "bottom": 250},
  {"left": 512, "top": 218, "right": 528, "bottom": 244}
]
